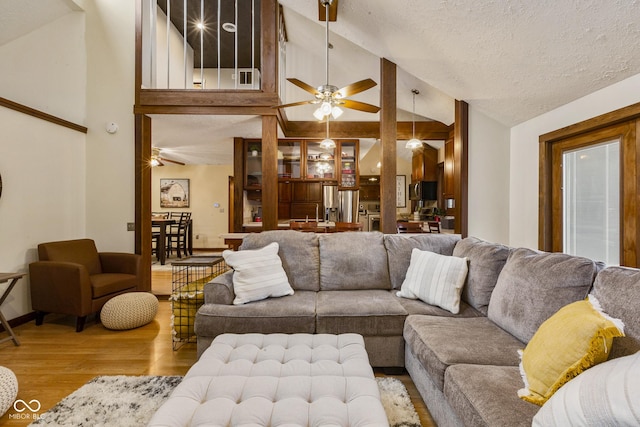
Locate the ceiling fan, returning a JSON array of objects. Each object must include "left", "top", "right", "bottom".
[
  {"left": 151, "top": 147, "right": 186, "bottom": 167},
  {"left": 273, "top": 0, "right": 380, "bottom": 119}
]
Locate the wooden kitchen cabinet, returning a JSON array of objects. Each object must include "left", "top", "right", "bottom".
[
  {"left": 411, "top": 145, "right": 438, "bottom": 182},
  {"left": 278, "top": 182, "right": 292, "bottom": 219},
  {"left": 360, "top": 176, "right": 380, "bottom": 201}
]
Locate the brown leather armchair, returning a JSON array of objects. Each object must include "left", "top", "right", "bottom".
[{"left": 29, "top": 239, "right": 141, "bottom": 332}]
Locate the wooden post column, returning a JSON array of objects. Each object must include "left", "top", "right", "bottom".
[
  {"left": 380, "top": 58, "right": 398, "bottom": 234},
  {"left": 262, "top": 115, "right": 278, "bottom": 230}
]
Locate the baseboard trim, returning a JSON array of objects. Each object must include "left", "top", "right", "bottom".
[{"left": 0, "top": 311, "right": 35, "bottom": 333}]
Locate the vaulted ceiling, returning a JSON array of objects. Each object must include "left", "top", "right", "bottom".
[{"left": 4, "top": 0, "right": 640, "bottom": 165}]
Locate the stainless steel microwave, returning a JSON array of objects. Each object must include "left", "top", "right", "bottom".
[{"left": 409, "top": 181, "right": 437, "bottom": 201}]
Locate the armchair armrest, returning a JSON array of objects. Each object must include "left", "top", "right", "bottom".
[
  {"left": 203, "top": 270, "right": 235, "bottom": 305},
  {"left": 99, "top": 252, "right": 141, "bottom": 276},
  {"left": 28, "top": 261, "right": 93, "bottom": 316}
]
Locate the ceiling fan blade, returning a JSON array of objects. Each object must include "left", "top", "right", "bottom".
[
  {"left": 272, "top": 100, "right": 317, "bottom": 109},
  {"left": 287, "top": 78, "right": 320, "bottom": 96},
  {"left": 159, "top": 157, "right": 185, "bottom": 166},
  {"left": 340, "top": 99, "right": 381, "bottom": 113},
  {"left": 335, "top": 78, "right": 377, "bottom": 98}
]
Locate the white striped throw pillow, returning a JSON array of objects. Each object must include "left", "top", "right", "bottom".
[
  {"left": 532, "top": 350, "right": 640, "bottom": 426},
  {"left": 396, "top": 248, "right": 468, "bottom": 314},
  {"left": 223, "top": 242, "right": 294, "bottom": 305}
]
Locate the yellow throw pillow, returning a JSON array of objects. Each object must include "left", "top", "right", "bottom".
[{"left": 518, "top": 294, "right": 625, "bottom": 406}]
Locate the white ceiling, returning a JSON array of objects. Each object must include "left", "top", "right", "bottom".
[{"left": 4, "top": 0, "right": 640, "bottom": 165}]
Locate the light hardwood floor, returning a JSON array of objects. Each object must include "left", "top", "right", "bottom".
[{"left": 0, "top": 271, "right": 436, "bottom": 426}]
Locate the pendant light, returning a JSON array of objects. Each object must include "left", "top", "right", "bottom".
[
  {"left": 320, "top": 116, "right": 336, "bottom": 149},
  {"left": 405, "top": 89, "right": 422, "bottom": 150}
]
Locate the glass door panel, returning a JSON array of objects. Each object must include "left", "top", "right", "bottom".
[
  {"left": 563, "top": 139, "right": 620, "bottom": 265},
  {"left": 278, "top": 141, "right": 301, "bottom": 179},
  {"left": 306, "top": 141, "right": 335, "bottom": 180}
]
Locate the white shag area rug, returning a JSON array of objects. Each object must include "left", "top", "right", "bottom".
[{"left": 30, "top": 375, "right": 421, "bottom": 427}]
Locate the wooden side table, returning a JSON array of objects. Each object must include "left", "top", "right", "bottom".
[{"left": 0, "top": 272, "right": 25, "bottom": 346}]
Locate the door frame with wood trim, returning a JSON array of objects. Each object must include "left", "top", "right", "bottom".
[{"left": 539, "top": 103, "right": 640, "bottom": 267}]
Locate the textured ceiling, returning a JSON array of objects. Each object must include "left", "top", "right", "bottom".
[{"left": 280, "top": 0, "right": 640, "bottom": 127}]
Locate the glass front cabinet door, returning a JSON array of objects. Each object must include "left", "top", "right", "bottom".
[
  {"left": 277, "top": 140, "right": 302, "bottom": 179},
  {"left": 306, "top": 141, "right": 336, "bottom": 180},
  {"left": 245, "top": 140, "right": 262, "bottom": 189},
  {"left": 338, "top": 140, "right": 358, "bottom": 189}
]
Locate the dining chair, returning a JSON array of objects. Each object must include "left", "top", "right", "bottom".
[
  {"left": 426, "top": 221, "right": 441, "bottom": 233},
  {"left": 167, "top": 212, "right": 191, "bottom": 258},
  {"left": 334, "top": 222, "right": 363, "bottom": 232}
]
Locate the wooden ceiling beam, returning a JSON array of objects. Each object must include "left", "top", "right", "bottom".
[{"left": 282, "top": 120, "right": 450, "bottom": 140}]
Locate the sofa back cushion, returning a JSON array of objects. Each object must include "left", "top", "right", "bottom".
[
  {"left": 318, "top": 232, "right": 390, "bottom": 290},
  {"left": 384, "top": 234, "right": 461, "bottom": 290},
  {"left": 37, "top": 238, "right": 102, "bottom": 275},
  {"left": 487, "top": 248, "right": 601, "bottom": 343},
  {"left": 239, "top": 230, "right": 320, "bottom": 291},
  {"left": 452, "top": 237, "right": 510, "bottom": 315},
  {"left": 591, "top": 266, "right": 640, "bottom": 358}
]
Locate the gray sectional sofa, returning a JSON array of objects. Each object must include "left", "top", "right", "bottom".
[{"left": 194, "top": 230, "right": 640, "bottom": 426}]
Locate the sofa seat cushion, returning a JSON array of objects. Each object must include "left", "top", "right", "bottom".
[
  {"left": 195, "top": 291, "right": 316, "bottom": 338},
  {"left": 90, "top": 273, "right": 138, "bottom": 298},
  {"left": 488, "top": 248, "right": 601, "bottom": 344},
  {"left": 239, "top": 230, "right": 320, "bottom": 291},
  {"left": 384, "top": 234, "right": 461, "bottom": 290},
  {"left": 403, "top": 315, "right": 523, "bottom": 391},
  {"left": 395, "top": 293, "right": 483, "bottom": 317},
  {"left": 318, "top": 232, "right": 391, "bottom": 290},
  {"left": 444, "top": 364, "right": 540, "bottom": 427},
  {"left": 316, "top": 290, "right": 407, "bottom": 336}
]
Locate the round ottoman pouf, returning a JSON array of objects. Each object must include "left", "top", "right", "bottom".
[
  {"left": 100, "top": 292, "right": 159, "bottom": 330},
  {"left": 0, "top": 366, "right": 18, "bottom": 417}
]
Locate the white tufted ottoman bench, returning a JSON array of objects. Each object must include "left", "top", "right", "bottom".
[
  {"left": 149, "top": 333, "right": 389, "bottom": 426},
  {"left": 100, "top": 292, "right": 158, "bottom": 330}
]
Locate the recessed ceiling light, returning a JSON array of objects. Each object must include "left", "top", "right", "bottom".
[{"left": 222, "top": 22, "right": 236, "bottom": 33}]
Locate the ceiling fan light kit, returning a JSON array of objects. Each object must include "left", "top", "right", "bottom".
[{"left": 273, "top": 0, "right": 380, "bottom": 120}]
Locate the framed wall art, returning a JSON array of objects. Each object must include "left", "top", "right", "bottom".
[
  {"left": 160, "top": 178, "right": 190, "bottom": 208},
  {"left": 396, "top": 175, "right": 406, "bottom": 208}
]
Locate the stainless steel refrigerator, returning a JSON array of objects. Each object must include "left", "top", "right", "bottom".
[{"left": 338, "top": 189, "right": 359, "bottom": 223}]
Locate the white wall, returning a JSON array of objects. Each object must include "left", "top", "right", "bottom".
[
  {"left": 0, "top": 12, "right": 86, "bottom": 124},
  {"left": 468, "top": 107, "right": 510, "bottom": 243},
  {"left": 79, "top": 0, "right": 137, "bottom": 252},
  {"left": 0, "top": 13, "right": 87, "bottom": 319},
  {"left": 152, "top": 164, "right": 233, "bottom": 248},
  {"left": 509, "top": 72, "right": 640, "bottom": 249}
]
